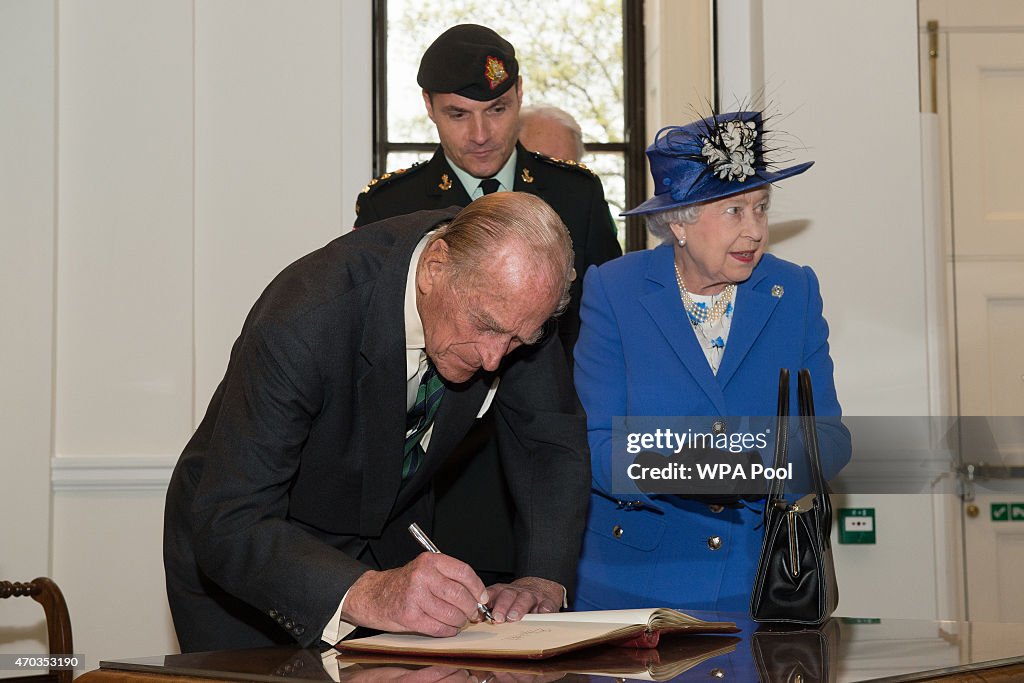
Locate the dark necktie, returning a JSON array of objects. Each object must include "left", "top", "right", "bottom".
[
  {"left": 402, "top": 360, "right": 444, "bottom": 480},
  {"left": 479, "top": 178, "right": 500, "bottom": 195}
]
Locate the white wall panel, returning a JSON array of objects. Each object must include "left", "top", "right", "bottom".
[
  {"left": 758, "top": 0, "right": 936, "bottom": 620},
  {"left": 55, "top": 0, "right": 194, "bottom": 456},
  {"left": 830, "top": 493, "right": 941, "bottom": 620},
  {"left": 52, "top": 491, "right": 177, "bottom": 672},
  {"left": 340, "top": 1, "right": 374, "bottom": 226},
  {"left": 193, "top": 0, "right": 345, "bottom": 417},
  {"left": 0, "top": 0, "right": 56, "bottom": 653},
  {"left": 757, "top": 0, "right": 930, "bottom": 417}
]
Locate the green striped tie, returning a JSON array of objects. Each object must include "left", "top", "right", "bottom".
[{"left": 403, "top": 360, "right": 444, "bottom": 480}]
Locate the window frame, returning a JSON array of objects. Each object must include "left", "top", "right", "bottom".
[{"left": 370, "top": 0, "right": 647, "bottom": 252}]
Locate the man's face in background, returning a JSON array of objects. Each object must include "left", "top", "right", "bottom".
[{"left": 423, "top": 78, "right": 523, "bottom": 179}]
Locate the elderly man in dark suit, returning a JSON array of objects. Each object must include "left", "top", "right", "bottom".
[
  {"left": 163, "top": 193, "right": 589, "bottom": 652},
  {"left": 354, "top": 23, "right": 621, "bottom": 589}
]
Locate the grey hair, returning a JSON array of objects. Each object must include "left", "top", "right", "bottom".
[
  {"left": 645, "top": 205, "right": 704, "bottom": 242},
  {"left": 519, "top": 104, "right": 585, "bottom": 161},
  {"left": 645, "top": 185, "right": 773, "bottom": 243},
  {"left": 429, "top": 192, "right": 575, "bottom": 317}
]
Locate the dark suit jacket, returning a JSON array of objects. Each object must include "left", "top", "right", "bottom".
[
  {"left": 354, "top": 144, "right": 622, "bottom": 352},
  {"left": 163, "top": 208, "right": 590, "bottom": 652}
]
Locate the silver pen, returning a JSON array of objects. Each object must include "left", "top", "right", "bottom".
[{"left": 407, "top": 522, "right": 495, "bottom": 623}]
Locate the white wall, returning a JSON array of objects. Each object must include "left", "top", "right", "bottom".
[
  {"left": 0, "top": 0, "right": 56, "bottom": 656},
  {"left": 2, "top": 0, "right": 372, "bottom": 672},
  {"left": 719, "top": 0, "right": 947, "bottom": 620}
]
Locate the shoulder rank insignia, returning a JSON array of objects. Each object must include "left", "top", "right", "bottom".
[
  {"left": 359, "top": 162, "right": 423, "bottom": 195},
  {"left": 528, "top": 150, "right": 597, "bottom": 178},
  {"left": 438, "top": 173, "right": 453, "bottom": 191}
]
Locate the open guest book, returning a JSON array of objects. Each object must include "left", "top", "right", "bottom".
[{"left": 336, "top": 608, "right": 740, "bottom": 660}]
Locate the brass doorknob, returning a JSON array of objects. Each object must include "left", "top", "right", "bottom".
[{"left": 966, "top": 503, "right": 979, "bottom": 518}]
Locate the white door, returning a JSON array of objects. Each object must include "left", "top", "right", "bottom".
[{"left": 922, "top": 1, "right": 1024, "bottom": 622}]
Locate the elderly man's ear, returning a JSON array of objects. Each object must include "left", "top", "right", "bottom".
[{"left": 417, "top": 239, "right": 452, "bottom": 295}]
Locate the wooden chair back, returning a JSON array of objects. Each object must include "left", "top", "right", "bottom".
[{"left": 1, "top": 577, "right": 73, "bottom": 683}]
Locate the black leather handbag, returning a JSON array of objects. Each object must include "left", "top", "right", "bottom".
[{"left": 750, "top": 368, "right": 839, "bottom": 625}]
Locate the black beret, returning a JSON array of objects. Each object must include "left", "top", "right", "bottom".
[{"left": 417, "top": 24, "right": 518, "bottom": 101}]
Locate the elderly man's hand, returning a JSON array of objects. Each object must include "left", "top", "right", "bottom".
[
  {"left": 341, "top": 553, "right": 488, "bottom": 637},
  {"left": 481, "top": 577, "right": 564, "bottom": 623}
]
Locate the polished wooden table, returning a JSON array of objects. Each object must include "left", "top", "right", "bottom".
[{"left": 75, "top": 614, "right": 1024, "bottom": 682}]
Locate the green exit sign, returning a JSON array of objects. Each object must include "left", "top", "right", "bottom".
[
  {"left": 838, "top": 507, "right": 876, "bottom": 544},
  {"left": 991, "top": 503, "right": 1024, "bottom": 521}
]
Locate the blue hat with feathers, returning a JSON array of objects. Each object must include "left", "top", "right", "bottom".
[{"left": 622, "top": 110, "right": 813, "bottom": 216}]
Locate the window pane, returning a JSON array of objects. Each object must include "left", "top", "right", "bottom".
[
  {"left": 386, "top": 0, "right": 624, "bottom": 145},
  {"left": 384, "top": 151, "right": 436, "bottom": 176},
  {"left": 583, "top": 151, "right": 626, "bottom": 253}
]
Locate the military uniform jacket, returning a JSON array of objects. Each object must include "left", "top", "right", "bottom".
[
  {"left": 162, "top": 209, "right": 590, "bottom": 652},
  {"left": 354, "top": 143, "right": 622, "bottom": 353}
]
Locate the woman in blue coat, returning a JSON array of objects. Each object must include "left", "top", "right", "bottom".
[{"left": 573, "top": 110, "right": 851, "bottom": 612}]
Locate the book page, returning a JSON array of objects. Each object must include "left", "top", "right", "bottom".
[
  {"left": 526, "top": 608, "right": 715, "bottom": 629},
  {"left": 340, "top": 619, "right": 636, "bottom": 657},
  {"left": 522, "top": 608, "right": 662, "bottom": 625}
]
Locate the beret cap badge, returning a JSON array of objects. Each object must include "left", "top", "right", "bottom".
[
  {"left": 416, "top": 24, "right": 518, "bottom": 101},
  {"left": 484, "top": 56, "right": 509, "bottom": 90}
]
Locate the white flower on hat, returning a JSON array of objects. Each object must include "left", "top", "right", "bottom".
[{"left": 701, "top": 119, "right": 758, "bottom": 181}]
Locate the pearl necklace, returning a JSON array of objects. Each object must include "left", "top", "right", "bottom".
[{"left": 674, "top": 264, "right": 736, "bottom": 325}]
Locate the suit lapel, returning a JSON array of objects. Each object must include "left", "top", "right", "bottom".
[
  {"left": 354, "top": 218, "right": 443, "bottom": 537},
  {"left": 640, "top": 246, "right": 729, "bottom": 415},
  {"left": 715, "top": 266, "right": 779, "bottom": 389}
]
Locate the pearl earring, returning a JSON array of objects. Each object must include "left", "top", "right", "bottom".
[{"left": 677, "top": 236, "right": 686, "bottom": 247}]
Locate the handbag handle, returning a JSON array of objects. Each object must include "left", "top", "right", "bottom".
[
  {"left": 766, "top": 369, "right": 831, "bottom": 507},
  {"left": 766, "top": 368, "right": 791, "bottom": 506},
  {"left": 797, "top": 368, "right": 833, "bottom": 522}
]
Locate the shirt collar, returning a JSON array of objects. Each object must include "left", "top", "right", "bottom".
[
  {"left": 404, "top": 232, "right": 433, "bottom": 374},
  {"left": 446, "top": 148, "right": 518, "bottom": 200}
]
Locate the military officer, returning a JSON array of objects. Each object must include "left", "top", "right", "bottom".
[
  {"left": 355, "top": 23, "right": 620, "bottom": 354},
  {"left": 353, "top": 24, "right": 621, "bottom": 587}
]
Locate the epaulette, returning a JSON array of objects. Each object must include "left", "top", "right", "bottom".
[
  {"left": 527, "top": 150, "right": 598, "bottom": 178},
  {"left": 358, "top": 161, "right": 426, "bottom": 196}
]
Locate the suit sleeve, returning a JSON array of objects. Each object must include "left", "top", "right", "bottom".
[
  {"left": 491, "top": 330, "right": 591, "bottom": 594},
  {"left": 573, "top": 265, "right": 629, "bottom": 497},
  {"left": 187, "top": 319, "right": 369, "bottom": 647},
  {"left": 800, "top": 265, "right": 852, "bottom": 481}
]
